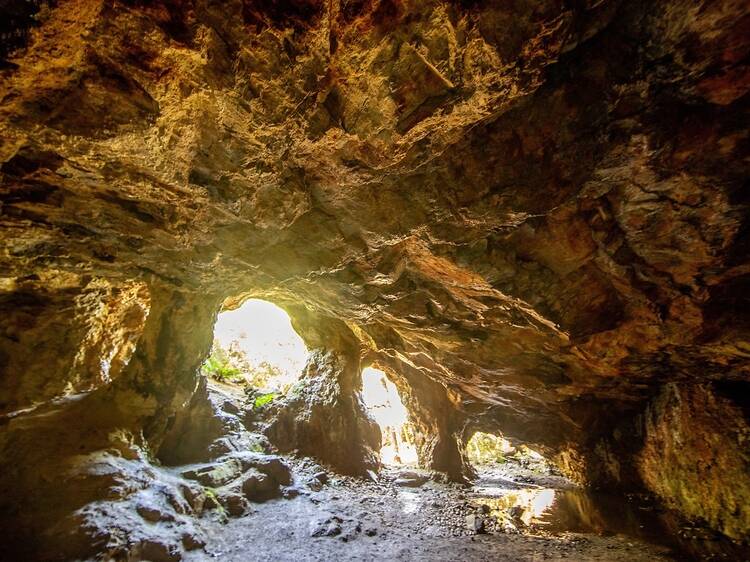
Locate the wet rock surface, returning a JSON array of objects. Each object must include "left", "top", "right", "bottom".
[{"left": 192, "top": 457, "right": 744, "bottom": 562}]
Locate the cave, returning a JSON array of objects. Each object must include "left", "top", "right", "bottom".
[{"left": 0, "top": 0, "right": 748, "bottom": 560}]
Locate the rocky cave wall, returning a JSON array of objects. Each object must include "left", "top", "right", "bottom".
[
  {"left": 0, "top": 274, "right": 149, "bottom": 415},
  {"left": 631, "top": 382, "right": 749, "bottom": 541},
  {"left": 0, "top": 0, "right": 749, "bottom": 551}
]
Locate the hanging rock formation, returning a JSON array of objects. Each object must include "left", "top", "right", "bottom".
[{"left": 0, "top": 0, "right": 748, "bottom": 556}]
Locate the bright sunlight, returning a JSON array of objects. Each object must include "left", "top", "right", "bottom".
[
  {"left": 202, "top": 299, "right": 308, "bottom": 392},
  {"left": 361, "top": 367, "right": 418, "bottom": 466},
  {"left": 466, "top": 431, "right": 516, "bottom": 465}
]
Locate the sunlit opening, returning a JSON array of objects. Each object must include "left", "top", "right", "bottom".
[
  {"left": 467, "top": 430, "right": 559, "bottom": 531},
  {"left": 202, "top": 299, "right": 308, "bottom": 393},
  {"left": 466, "top": 431, "right": 516, "bottom": 465},
  {"left": 360, "top": 367, "right": 418, "bottom": 466}
]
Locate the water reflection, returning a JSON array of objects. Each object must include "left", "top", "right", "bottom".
[
  {"left": 470, "top": 479, "right": 750, "bottom": 561},
  {"left": 475, "top": 488, "right": 556, "bottom": 527}
]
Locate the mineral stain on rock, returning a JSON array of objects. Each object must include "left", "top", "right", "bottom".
[{"left": 0, "top": 0, "right": 748, "bottom": 560}]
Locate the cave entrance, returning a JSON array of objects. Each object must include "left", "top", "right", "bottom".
[
  {"left": 465, "top": 431, "right": 560, "bottom": 530},
  {"left": 466, "top": 431, "right": 515, "bottom": 466},
  {"left": 466, "top": 430, "right": 549, "bottom": 472},
  {"left": 360, "top": 367, "right": 418, "bottom": 466},
  {"left": 202, "top": 299, "right": 309, "bottom": 398}
]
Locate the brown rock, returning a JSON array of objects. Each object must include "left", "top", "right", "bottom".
[
  {"left": 217, "top": 491, "right": 249, "bottom": 518},
  {"left": 240, "top": 468, "right": 281, "bottom": 503},
  {"left": 232, "top": 452, "right": 293, "bottom": 486},
  {"left": 135, "top": 539, "right": 182, "bottom": 562},
  {"left": 0, "top": 0, "right": 748, "bottom": 555},
  {"left": 181, "top": 459, "right": 244, "bottom": 488}
]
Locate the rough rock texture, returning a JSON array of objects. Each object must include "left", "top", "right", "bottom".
[
  {"left": 0, "top": 284, "right": 219, "bottom": 559},
  {"left": 158, "top": 376, "right": 244, "bottom": 466},
  {"left": 0, "top": 0, "right": 749, "bottom": 553},
  {"left": 636, "top": 383, "right": 750, "bottom": 541},
  {"left": 374, "top": 356, "right": 476, "bottom": 481},
  {"left": 265, "top": 348, "right": 381, "bottom": 475},
  {"left": 0, "top": 275, "right": 149, "bottom": 414}
]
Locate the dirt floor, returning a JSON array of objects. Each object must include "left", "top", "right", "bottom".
[
  {"left": 172, "top": 382, "right": 749, "bottom": 562},
  {"left": 184, "top": 461, "right": 681, "bottom": 562}
]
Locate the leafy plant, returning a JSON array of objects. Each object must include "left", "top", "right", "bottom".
[
  {"left": 202, "top": 344, "right": 243, "bottom": 382},
  {"left": 201, "top": 338, "right": 297, "bottom": 392},
  {"left": 248, "top": 441, "right": 265, "bottom": 453},
  {"left": 253, "top": 392, "right": 277, "bottom": 410}
]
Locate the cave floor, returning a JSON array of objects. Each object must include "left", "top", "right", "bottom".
[
  {"left": 184, "top": 461, "right": 680, "bottom": 562},
  {"left": 169, "top": 380, "right": 743, "bottom": 562}
]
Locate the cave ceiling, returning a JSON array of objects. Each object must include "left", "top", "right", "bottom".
[{"left": 1, "top": 0, "right": 748, "bottom": 448}]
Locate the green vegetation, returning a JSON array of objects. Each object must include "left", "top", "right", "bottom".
[
  {"left": 203, "top": 487, "right": 227, "bottom": 517},
  {"left": 248, "top": 441, "right": 265, "bottom": 453},
  {"left": 467, "top": 431, "right": 511, "bottom": 465},
  {"left": 200, "top": 339, "right": 286, "bottom": 388},
  {"left": 201, "top": 345, "right": 243, "bottom": 382},
  {"left": 252, "top": 392, "right": 277, "bottom": 410}
]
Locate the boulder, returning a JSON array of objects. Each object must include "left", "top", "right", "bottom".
[
  {"left": 181, "top": 459, "right": 243, "bottom": 487},
  {"left": 465, "top": 514, "right": 486, "bottom": 534},
  {"left": 240, "top": 469, "right": 281, "bottom": 503},
  {"left": 229, "top": 452, "right": 292, "bottom": 486},
  {"left": 217, "top": 491, "right": 249, "bottom": 517},
  {"left": 394, "top": 471, "right": 430, "bottom": 488}
]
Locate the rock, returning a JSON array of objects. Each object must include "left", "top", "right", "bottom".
[
  {"left": 255, "top": 457, "right": 293, "bottom": 487},
  {"left": 181, "top": 532, "right": 206, "bottom": 551},
  {"left": 203, "top": 492, "right": 221, "bottom": 511},
  {"left": 394, "top": 474, "right": 430, "bottom": 488},
  {"left": 136, "top": 504, "right": 170, "bottom": 523},
  {"left": 217, "top": 491, "right": 249, "bottom": 517},
  {"left": 135, "top": 539, "right": 182, "bottom": 562},
  {"left": 509, "top": 505, "right": 526, "bottom": 522},
  {"left": 164, "top": 489, "right": 191, "bottom": 516},
  {"left": 181, "top": 459, "right": 243, "bottom": 488},
  {"left": 310, "top": 516, "right": 343, "bottom": 537},
  {"left": 241, "top": 469, "right": 281, "bottom": 502},
  {"left": 307, "top": 477, "right": 324, "bottom": 492},
  {"left": 179, "top": 483, "right": 207, "bottom": 514},
  {"left": 282, "top": 486, "right": 302, "bottom": 499},
  {"left": 229, "top": 452, "right": 292, "bottom": 486},
  {"left": 264, "top": 351, "right": 381, "bottom": 476},
  {"left": 1, "top": 0, "right": 749, "bottom": 555},
  {"left": 221, "top": 400, "right": 241, "bottom": 415},
  {"left": 207, "top": 437, "right": 239, "bottom": 458},
  {"left": 157, "top": 377, "right": 237, "bottom": 465},
  {"left": 313, "top": 471, "right": 329, "bottom": 484},
  {"left": 465, "top": 514, "right": 486, "bottom": 534}
]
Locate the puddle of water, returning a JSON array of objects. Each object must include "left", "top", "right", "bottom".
[
  {"left": 474, "top": 488, "right": 556, "bottom": 527},
  {"left": 470, "top": 480, "right": 750, "bottom": 561}
]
